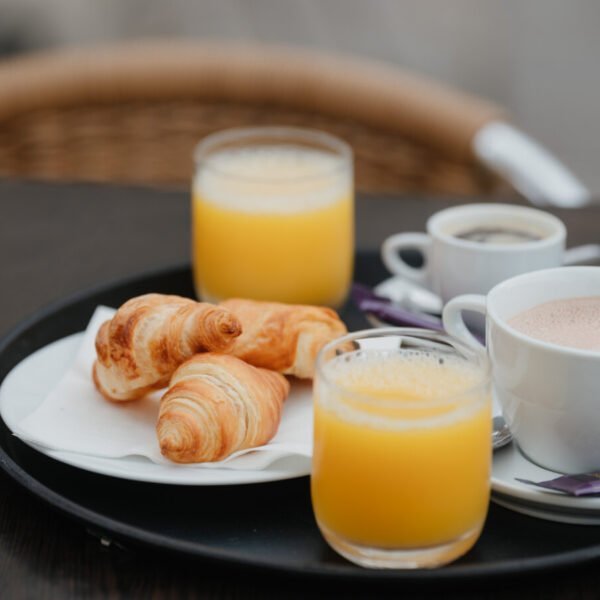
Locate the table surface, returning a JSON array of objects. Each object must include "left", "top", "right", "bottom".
[{"left": 1, "top": 179, "right": 599, "bottom": 599}]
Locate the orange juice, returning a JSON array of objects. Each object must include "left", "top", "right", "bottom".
[
  {"left": 312, "top": 350, "right": 491, "bottom": 553},
  {"left": 192, "top": 145, "right": 353, "bottom": 306}
]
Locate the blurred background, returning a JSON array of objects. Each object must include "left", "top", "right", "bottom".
[{"left": 0, "top": 0, "right": 598, "bottom": 193}]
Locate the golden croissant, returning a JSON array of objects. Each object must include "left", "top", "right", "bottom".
[
  {"left": 93, "top": 294, "right": 242, "bottom": 401},
  {"left": 157, "top": 353, "right": 289, "bottom": 463},
  {"left": 219, "top": 298, "right": 347, "bottom": 378}
]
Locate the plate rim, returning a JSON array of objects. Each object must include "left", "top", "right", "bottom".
[
  {"left": 492, "top": 494, "right": 600, "bottom": 526},
  {"left": 1, "top": 260, "right": 600, "bottom": 582}
]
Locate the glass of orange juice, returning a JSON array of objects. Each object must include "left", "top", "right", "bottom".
[
  {"left": 192, "top": 127, "right": 354, "bottom": 306},
  {"left": 312, "top": 328, "right": 491, "bottom": 569}
]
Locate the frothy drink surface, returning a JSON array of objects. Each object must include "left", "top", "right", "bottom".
[
  {"left": 454, "top": 227, "right": 541, "bottom": 244},
  {"left": 509, "top": 296, "right": 600, "bottom": 350},
  {"left": 196, "top": 145, "right": 346, "bottom": 213}
]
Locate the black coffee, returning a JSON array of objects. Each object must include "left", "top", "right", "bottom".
[{"left": 454, "top": 227, "right": 542, "bottom": 245}]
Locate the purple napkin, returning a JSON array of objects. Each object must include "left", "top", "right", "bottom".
[
  {"left": 352, "top": 283, "right": 485, "bottom": 344},
  {"left": 516, "top": 473, "right": 600, "bottom": 497},
  {"left": 352, "top": 283, "right": 445, "bottom": 330}
]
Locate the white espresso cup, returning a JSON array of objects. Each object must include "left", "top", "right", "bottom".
[
  {"left": 381, "top": 203, "right": 574, "bottom": 303},
  {"left": 443, "top": 266, "right": 600, "bottom": 474}
]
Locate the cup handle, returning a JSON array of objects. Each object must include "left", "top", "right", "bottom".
[
  {"left": 442, "top": 294, "right": 487, "bottom": 352},
  {"left": 381, "top": 233, "right": 432, "bottom": 284},
  {"left": 563, "top": 244, "right": 600, "bottom": 266}
]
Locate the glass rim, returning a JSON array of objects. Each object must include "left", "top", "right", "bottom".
[
  {"left": 193, "top": 126, "right": 353, "bottom": 184},
  {"left": 315, "top": 327, "right": 491, "bottom": 410}
]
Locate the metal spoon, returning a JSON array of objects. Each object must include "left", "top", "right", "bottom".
[{"left": 493, "top": 415, "right": 513, "bottom": 450}]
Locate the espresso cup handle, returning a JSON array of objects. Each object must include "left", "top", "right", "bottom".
[
  {"left": 563, "top": 244, "right": 600, "bottom": 266},
  {"left": 442, "top": 294, "right": 487, "bottom": 352},
  {"left": 381, "top": 233, "right": 432, "bottom": 284}
]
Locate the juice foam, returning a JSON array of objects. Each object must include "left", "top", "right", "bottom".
[
  {"left": 319, "top": 350, "right": 487, "bottom": 428},
  {"left": 195, "top": 145, "right": 349, "bottom": 214}
]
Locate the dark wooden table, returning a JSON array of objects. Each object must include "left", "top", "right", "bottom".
[{"left": 1, "top": 179, "right": 599, "bottom": 599}]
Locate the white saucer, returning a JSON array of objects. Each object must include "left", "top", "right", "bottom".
[
  {"left": 491, "top": 493, "right": 600, "bottom": 526},
  {"left": 491, "top": 443, "right": 600, "bottom": 519},
  {"left": 0, "top": 334, "right": 311, "bottom": 486}
]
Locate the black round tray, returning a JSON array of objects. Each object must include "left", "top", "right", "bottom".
[{"left": 1, "top": 251, "right": 599, "bottom": 586}]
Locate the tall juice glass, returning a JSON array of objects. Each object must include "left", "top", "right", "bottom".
[
  {"left": 312, "top": 328, "right": 491, "bottom": 569},
  {"left": 192, "top": 127, "right": 354, "bottom": 307}
]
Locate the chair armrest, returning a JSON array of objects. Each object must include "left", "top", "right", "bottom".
[{"left": 473, "top": 121, "right": 591, "bottom": 208}]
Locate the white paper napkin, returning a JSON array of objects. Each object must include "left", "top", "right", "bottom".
[{"left": 15, "top": 307, "right": 313, "bottom": 471}]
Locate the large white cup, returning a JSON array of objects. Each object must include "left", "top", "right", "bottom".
[
  {"left": 443, "top": 266, "right": 600, "bottom": 474},
  {"left": 381, "top": 203, "right": 572, "bottom": 303}
]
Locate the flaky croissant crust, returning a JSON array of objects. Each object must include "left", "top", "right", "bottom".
[
  {"left": 93, "top": 293, "right": 242, "bottom": 401},
  {"left": 157, "top": 353, "right": 289, "bottom": 463},
  {"left": 219, "top": 298, "right": 347, "bottom": 378}
]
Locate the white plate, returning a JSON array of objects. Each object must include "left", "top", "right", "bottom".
[
  {"left": 492, "top": 443, "right": 600, "bottom": 512},
  {"left": 0, "top": 334, "right": 311, "bottom": 486}
]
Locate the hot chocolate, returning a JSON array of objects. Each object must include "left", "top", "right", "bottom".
[{"left": 508, "top": 296, "right": 600, "bottom": 350}]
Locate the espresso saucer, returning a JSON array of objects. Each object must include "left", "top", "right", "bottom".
[
  {"left": 491, "top": 443, "right": 600, "bottom": 525},
  {"left": 373, "top": 276, "right": 443, "bottom": 314}
]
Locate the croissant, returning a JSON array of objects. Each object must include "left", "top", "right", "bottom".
[
  {"left": 157, "top": 353, "right": 289, "bottom": 463},
  {"left": 93, "top": 294, "right": 242, "bottom": 401},
  {"left": 219, "top": 299, "right": 347, "bottom": 379}
]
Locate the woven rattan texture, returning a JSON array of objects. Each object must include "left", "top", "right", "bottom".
[{"left": 0, "top": 100, "right": 500, "bottom": 194}]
